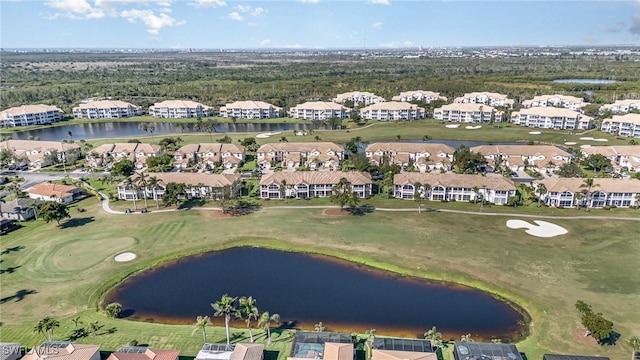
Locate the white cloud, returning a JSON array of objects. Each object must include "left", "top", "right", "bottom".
[
  {"left": 371, "top": 22, "right": 383, "bottom": 30},
  {"left": 378, "top": 40, "right": 413, "bottom": 48},
  {"left": 252, "top": 7, "right": 265, "bottom": 16},
  {"left": 368, "top": 0, "right": 389, "bottom": 4},
  {"left": 189, "top": 0, "right": 226, "bottom": 7},
  {"left": 299, "top": 0, "right": 319, "bottom": 3},
  {"left": 284, "top": 44, "right": 303, "bottom": 48},
  {"left": 260, "top": 39, "right": 271, "bottom": 46},
  {"left": 227, "top": 11, "right": 243, "bottom": 21},
  {"left": 235, "top": 4, "right": 251, "bottom": 12},
  {"left": 44, "top": 0, "right": 106, "bottom": 19},
  {"left": 120, "top": 8, "right": 184, "bottom": 34}
]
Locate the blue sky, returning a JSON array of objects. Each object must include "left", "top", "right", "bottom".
[{"left": 1, "top": 0, "right": 639, "bottom": 49}]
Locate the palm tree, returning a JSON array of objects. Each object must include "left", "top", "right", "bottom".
[
  {"left": 89, "top": 321, "right": 100, "bottom": 337},
  {"left": 580, "top": 177, "right": 596, "bottom": 211},
  {"left": 536, "top": 183, "right": 547, "bottom": 207},
  {"left": 424, "top": 326, "right": 442, "bottom": 347},
  {"left": 413, "top": 182, "right": 423, "bottom": 214},
  {"left": 574, "top": 190, "right": 585, "bottom": 210},
  {"left": 148, "top": 176, "right": 161, "bottom": 208},
  {"left": 314, "top": 322, "right": 325, "bottom": 332},
  {"left": 627, "top": 336, "right": 640, "bottom": 355},
  {"left": 460, "top": 333, "right": 474, "bottom": 342},
  {"left": 314, "top": 135, "right": 321, "bottom": 142},
  {"left": 192, "top": 316, "right": 212, "bottom": 344},
  {"left": 135, "top": 172, "right": 149, "bottom": 209},
  {"left": 34, "top": 317, "right": 60, "bottom": 341},
  {"left": 123, "top": 177, "right": 138, "bottom": 211},
  {"left": 238, "top": 296, "right": 259, "bottom": 342},
  {"left": 212, "top": 294, "right": 238, "bottom": 345},
  {"left": 258, "top": 312, "right": 280, "bottom": 345},
  {"left": 71, "top": 316, "right": 82, "bottom": 330},
  {"left": 472, "top": 186, "right": 479, "bottom": 204}
]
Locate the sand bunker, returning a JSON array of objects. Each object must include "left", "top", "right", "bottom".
[
  {"left": 465, "top": 125, "right": 482, "bottom": 129},
  {"left": 579, "top": 137, "right": 594, "bottom": 141},
  {"left": 445, "top": 124, "right": 460, "bottom": 128},
  {"left": 255, "top": 131, "right": 282, "bottom": 139},
  {"left": 593, "top": 138, "right": 608, "bottom": 142},
  {"left": 580, "top": 144, "right": 592, "bottom": 148},
  {"left": 506, "top": 220, "right": 568, "bottom": 238},
  {"left": 529, "top": 131, "right": 542, "bottom": 135},
  {"left": 114, "top": 252, "right": 137, "bottom": 262},
  {"left": 564, "top": 141, "right": 577, "bottom": 145}
]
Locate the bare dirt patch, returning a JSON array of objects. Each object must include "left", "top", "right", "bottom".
[
  {"left": 323, "top": 209, "right": 350, "bottom": 216},
  {"left": 210, "top": 211, "right": 233, "bottom": 219},
  {"left": 570, "top": 328, "right": 599, "bottom": 346}
]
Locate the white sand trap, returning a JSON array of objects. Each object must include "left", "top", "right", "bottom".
[
  {"left": 593, "top": 138, "right": 608, "bottom": 142},
  {"left": 445, "top": 124, "right": 460, "bottom": 128},
  {"left": 579, "top": 137, "right": 594, "bottom": 141},
  {"left": 529, "top": 131, "right": 542, "bottom": 135},
  {"left": 506, "top": 220, "right": 568, "bottom": 238},
  {"left": 114, "top": 252, "right": 137, "bottom": 262},
  {"left": 465, "top": 125, "right": 482, "bottom": 129},
  {"left": 255, "top": 131, "right": 282, "bottom": 139},
  {"left": 564, "top": 141, "right": 577, "bottom": 145},
  {"left": 580, "top": 144, "right": 592, "bottom": 148}
]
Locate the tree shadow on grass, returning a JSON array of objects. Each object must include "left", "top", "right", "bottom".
[
  {"left": 599, "top": 331, "right": 621, "bottom": 345},
  {"left": 61, "top": 217, "right": 95, "bottom": 229},
  {"left": 1, "top": 245, "right": 25, "bottom": 255},
  {"left": 348, "top": 204, "right": 375, "bottom": 216},
  {"left": 0, "top": 289, "right": 37, "bottom": 304},
  {"left": 179, "top": 199, "right": 206, "bottom": 210},
  {"left": 0, "top": 265, "right": 21, "bottom": 274},
  {"left": 264, "top": 350, "right": 279, "bottom": 360}
]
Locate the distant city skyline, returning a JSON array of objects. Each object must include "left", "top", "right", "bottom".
[{"left": 1, "top": 0, "right": 639, "bottom": 49}]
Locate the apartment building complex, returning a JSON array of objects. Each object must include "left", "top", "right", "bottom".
[
  {"left": 149, "top": 100, "right": 214, "bottom": 118},
  {"left": 88, "top": 142, "right": 162, "bottom": 170},
  {"left": 0, "top": 140, "right": 82, "bottom": 169},
  {"left": 521, "top": 94, "right": 588, "bottom": 111},
  {"left": 333, "top": 91, "right": 386, "bottom": 106},
  {"left": 599, "top": 99, "right": 640, "bottom": 114},
  {"left": 289, "top": 102, "right": 349, "bottom": 120},
  {"left": 433, "top": 103, "right": 503, "bottom": 123},
  {"left": 510, "top": 107, "right": 593, "bottom": 130},
  {"left": 365, "top": 142, "right": 455, "bottom": 172},
  {"left": 359, "top": 102, "right": 425, "bottom": 121},
  {"left": 392, "top": 90, "right": 447, "bottom": 103},
  {"left": 260, "top": 171, "right": 372, "bottom": 199},
  {"left": 256, "top": 142, "right": 344, "bottom": 171},
  {"left": 173, "top": 143, "right": 245, "bottom": 170},
  {"left": 1, "top": 105, "right": 64, "bottom": 127},
  {"left": 580, "top": 145, "right": 640, "bottom": 172},
  {"left": 219, "top": 100, "right": 281, "bottom": 119},
  {"left": 600, "top": 113, "right": 640, "bottom": 138},
  {"left": 537, "top": 177, "right": 640, "bottom": 208},
  {"left": 72, "top": 100, "right": 141, "bottom": 119},
  {"left": 471, "top": 145, "right": 572, "bottom": 173},
  {"left": 453, "top": 92, "right": 514, "bottom": 108},
  {"left": 118, "top": 173, "right": 241, "bottom": 201}
]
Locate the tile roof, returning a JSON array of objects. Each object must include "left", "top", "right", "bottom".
[
  {"left": 74, "top": 100, "right": 139, "bottom": 109},
  {"left": 323, "top": 343, "right": 353, "bottom": 360},
  {"left": 372, "top": 350, "right": 436, "bottom": 360},
  {"left": 512, "top": 107, "right": 590, "bottom": 118},
  {"left": 257, "top": 142, "right": 343, "bottom": 153},
  {"left": 360, "top": 102, "right": 424, "bottom": 112},
  {"left": 291, "top": 102, "right": 346, "bottom": 111},
  {"left": 392, "top": 90, "right": 446, "bottom": 101},
  {"left": 602, "top": 113, "right": 640, "bottom": 125},
  {"left": 108, "top": 349, "right": 179, "bottom": 360},
  {"left": 435, "top": 103, "right": 499, "bottom": 112},
  {"left": 150, "top": 100, "right": 213, "bottom": 110},
  {"left": 220, "top": 101, "right": 281, "bottom": 111},
  {"left": 146, "top": 172, "right": 241, "bottom": 187},
  {"left": 229, "top": 344, "right": 263, "bottom": 360},
  {"left": 365, "top": 142, "right": 455, "bottom": 155},
  {"left": 260, "top": 171, "right": 372, "bottom": 186},
  {"left": 470, "top": 145, "right": 571, "bottom": 158},
  {"left": 580, "top": 145, "right": 640, "bottom": 157},
  {"left": 537, "top": 177, "right": 640, "bottom": 193},
  {"left": 23, "top": 343, "right": 100, "bottom": 360},
  {"left": 0, "top": 140, "right": 81, "bottom": 153},
  {"left": 599, "top": 99, "right": 640, "bottom": 111},
  {"left": 522, "top": 94, "right": 587, "bottom": 106},
  {"left": 334, "top": 91, "right": 385, "bottom": 101},
  {"left": 28, "top": 182, "right": 80, "bottom": 198},
  {"left": 394, "top": 173, "right": 516, "bottom": 191},
  {"left": 1, "top": 105, "right": 63, "bottom": 116}
]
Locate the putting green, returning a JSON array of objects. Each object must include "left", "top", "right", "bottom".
[{"left": 51, "top": 237, "right": 137, "bottom": 271}]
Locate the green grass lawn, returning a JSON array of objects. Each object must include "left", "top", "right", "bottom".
[{"left": 1, "top": 197, "right": 638, "bottom": 359}]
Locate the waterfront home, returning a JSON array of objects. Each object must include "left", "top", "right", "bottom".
[
  {"left": 433, "top": 103, "right": 503, "bottom": 123},
  {"left": 580, "top": 145, "right": 640, "bottom": 172},
  {"left": 536, "top": 177, "right": 640, "bottom": 208},
  {"left": 359, "top": 102, "right": 425, "bottom": 121},
  {"left": 453, "top": 92, "right": 514, "bottom": 108},
  {"left": 0, "top": 105, "right": 64, "bottom": 127},
  {"left": 372, "top": 350, "right": 436, "bottom": 360},
  {"left": 108, "top": 347, "right": 179, "bottom": 360},
  {"left": 452, "top": 342, "right": 523, "bottom": 360},
  {"left": 393, "top": 173, "right": 517, "bottom": 205},
  {"left": 599, "top": 99, "right": 640, "bottom": 114},
  {"left": 117, "top": 173, "right": 241, "bottom": 202},
  {"left": 219, "top": 100, "right": 282, "bottom": 119},
  {"left": 392, "top": 90, "right": 447, "bottom": 103},
  {"left": 510, "top": 107, "right": 593, "bottom": 130},
  {"left": 149, "top": 100, "right": 214, "bottom": 118},
  {"left": 260, "top": 171, "right": 372, "bottom": 199},
  {"left": 72, "top": 100, "right": 141, "bottom": 119},
  {"left": 173, "top": 143, "right": 245, "bottom": 170},
  {"left": 28, "top": 182, "right": 84, "bottom": 204},
  {"left": 289, "top": 102, "right": 349, "bottom": 120},
  {"left": 22, "top": 342, "right": 100, "bottom": 360},
  {"left": 0, "top": 140, "right": 82, "bottom": 169},
  {"left": 600, "top": 113, "right": 640, "bottom": 138},
  {"left": 0, "top": 198, "right": 41, "bottom": 221},
  {"left": 256, "top": 142, "right": 344, "bottom": 171},
  {"left": 365, "top": 142, "right": 455, "bottom": 172},
  {"left": 470, "top": 145, "right": 571, "bottom": 173},
  {"left": 333, "top": 91, "right": 386, "bottom": 106},
  {"left": 195, "top": 343, "right": 264, "bottom": 360},
  {"left": 289, "top": 332, "right": 352, "bottom": 360},
  {"left": 88, "top": 143, "right": 162, "bottom": 170},
  {"left": 521, "top": 94, "right": 588, "bottom": 112}
]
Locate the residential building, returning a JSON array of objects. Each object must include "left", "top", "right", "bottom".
[
  {"left": 260, "top": 171, "right": 372, "bottom": 199},
  {"left": 0, "top": 198, "right": 41, "bottom": 221},
  {"left": 28, "top": 182, "right": 84, "bottom": 204},
  {"left": 453, "top": 92, "right": 514, "bottom": 108},
  {"left": 470, "top": 145, "right": 572, "bottom": 173},
  {"left": 118, "top": 173, "right": 241, "bottom": 201},
  {"left": 0, "top": 343, "right": 22, "bottom": 360},
  {"left": 599, "top": 99, "right": 640, "bottom": 114},
  {"left": 600, "top": 113, "right": 640, "bottom": 138},
  {"left": 536, "top": 177, "right": 640, "bottom": 208},
  {"left": 394, "top": 173, "right": 517, "bottom": 205},
  {"left": 289, "top": 332, "right": 353, "bottom": 360},
  {"left": 289, "top": 102, "right": 349, "bottom": 120},
  {"left": 580, "top": 145, "right": 640, "bottom": 172},
  {"left": 359, "top": 102, "right": 425, "bottom": 121},
  {"left": 452, "top": 342, "right": 523, "bottom": 360},
  {"left": 196, "top": 344, "right": 263, "bottom": 360},
  {"left": 333, "top": 91, "right": 386, "bottom": 106},
  {"left": 433, "top": 103, "right": 503, "bottom": 123},
  {"left": 173, "top": 143, "right": 245, "bottom": 170},
  {"left": 510, "top": 107, "right": 593, "bottom": 130},
  {"left": 365, "top": 142, "right": 455, "bottom": 172},
  {"left": 256, "top": 142, "right": 344, "bottom": 171},
  {"left": 522, "top": 94, "right": 588, "bottom": 111},
  {"left": 0, "top": 140, "right": 82, "bottom": 169},
  {"left": 22, "top": 342, "right": 100, "bottom": 360},
  {"left": 372, "top": 350, "right": 436, "bottom": 360},
  {"left": 392, "top": 90, "right": 447, "bottom": 103},
  {"left": 219, "top": 100, "right": 282, "bottom": 119},
  {"left": 88, "top": 143, "right": 162, "bottom": 170},
  {"left": 108, "top": 347, "right": 179, "bottom": 360},
  {"left": 72, "top": 100, "right": 141, "bottom": 119},
  {"left": 1, "top": 105, "right": 64, "bottom": 127},
  {"left": 149, "top": 100, "right": 214, "bottom": 118}
]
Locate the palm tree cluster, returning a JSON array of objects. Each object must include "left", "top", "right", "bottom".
[{"left": 207, "top": 294, "right": 281, "bottom": 345}]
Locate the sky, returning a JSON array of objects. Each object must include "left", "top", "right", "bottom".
[{"left": 1, "top": 0, "right": 639, "bottom": 49}]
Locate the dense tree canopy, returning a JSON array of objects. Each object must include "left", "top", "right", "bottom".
[
  {"left": 453, "top": 145, "right": 487, "bottom": 174},
  {"left": 37, "top": 201, "right": 70, "bottom": 226},
  {"left": 111, "top": 159, "right": 135, "bottom": 177}
]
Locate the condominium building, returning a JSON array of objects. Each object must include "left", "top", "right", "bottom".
[
  {"left": 288, "top": 102, "right": 349, "bottom": 120},
  {"left": 580, "top": 145, "right": 640, "bottom": 172},
  {"left": 521, "top": 94, "right": 588, "bottom": 112},
  {"left": 359, "top": 102, "right": 425, "bottom": 121},
  {"left": 471, "top": 145, "right": 572, "bottom": 173},
  {"left": 173, "top": 143, "right": 245, "bottom": 170},
  {"left": 118, "top": 173, "right": 241, "bottom": 202},
  {"left": 510, "top": 107, "right": 593, "bottom": 130},
  {"left": 72, "top": 100, "right": 142, "bottom": 119},
  {"left": 0, "top": 140, "right": 82, "bottom": 169},
  {"left": 219, "top": 100, "right": 282, "bottom": 119},
  {"left": 392, "top": 90, "right": 447, "bottom": 103},
  {"left": 88, "top": 142, "right": 161, "bottom": 170},
  {"left": 333, "top": 91, "right": 386, "bottom": 106},
  {"left": 536, "top": 177, "right": 640, "bottom": 208},
  {"left": 599, "top": 99, "right": 640, "bottom": 114},
  {"left": 149, "top": 100, "right": 214, "bottom": 118},
  {"left": 0, "top": 105, "right": 64, "bottom": 127},
  {"left": 256, "top": 142, "right": 344, "bottom": 171},
  {"left": 365, "top": 142, "right": 455, "bottom": 172},
  {"left": 260, "top": 171, "right": 372, "bottom": 199},
  {"left": 433, "top": 103, "right": 503, "bottom": 123},
  {"left": 453, "top": 92, "right": 514, "bottom": 108},
  {"left": 600, "top": 113, "right": 640, "bottom": 138}
]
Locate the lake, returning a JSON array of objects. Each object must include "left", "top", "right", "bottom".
[
  {"left": 105, "top": 247, "right": 526, "bottom": 341},
  {"left": 552, "top": 79, "right": 617, "bottom": 84}
]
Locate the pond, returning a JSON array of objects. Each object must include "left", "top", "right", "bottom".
[
  {"left": 105, "top": 247, "right": 526, "bottom": 341},
  {"left": 552, "top": 79, "right": 617, "bottom": 84}
]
